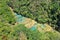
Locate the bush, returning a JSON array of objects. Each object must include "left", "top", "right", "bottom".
[{"left": 8, "top": 0, "right": 60, "bottom": 31}]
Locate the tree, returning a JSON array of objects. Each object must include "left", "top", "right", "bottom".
[{"left": 7, "top": 0, "right": 60, "bottom": 31}]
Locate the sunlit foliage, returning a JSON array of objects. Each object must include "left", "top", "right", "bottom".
[{"left": 8, "top": 0, "right": 60, "bottom": 31}]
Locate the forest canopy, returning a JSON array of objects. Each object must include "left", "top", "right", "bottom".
[
  {"left": 0, "top": 0, "right": 60, "bottom": 40},
  {"left": 8, "top": 0, "right": 60, "bottom": 31}
]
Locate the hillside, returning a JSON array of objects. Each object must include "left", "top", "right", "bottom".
[
  {"left": 0, "top": 0, "right": 60, "bottom": 40},
  {"left": 8, "top": 0, "right": 60, "bottom": 31}
]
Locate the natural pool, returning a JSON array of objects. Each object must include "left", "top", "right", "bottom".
[
  {"left": 15, "top": 13, "right": 46, "bottom": 31},
  {"left": 15, "top": 13, "right": 26, "bottom": 23},
  {"left": 30, "top": 23, "right": 37, "bottom": 30}
]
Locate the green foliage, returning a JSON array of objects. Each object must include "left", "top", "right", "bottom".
[
  {"left": 13, "top": 24, "right": 60, "bottom": 40},
  {"left": 0, "top": 0, "right": 60, "bottom": 40},
  {"left": 8, "top": 0, "right": 49, "bottom": 23},
  {"left": 0, "top": 22, "right": 60, "bottom": 40},
  {"left": 0, "top": 0, "right": 16, "bottom": 24},
  {"left": 8, "top": 0, "right": 60, "bottom": 31}
]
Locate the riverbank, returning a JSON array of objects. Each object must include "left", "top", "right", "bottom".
[{"left": 9, "top": 7, "right": 53, "bottom": 32}]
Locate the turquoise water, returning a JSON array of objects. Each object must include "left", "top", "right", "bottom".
[
  {"left": 30, "top": 23, "right": 37, "bottom": 30},
  {"left": 15, "top": 13, "right": 26, "bottom": 23},
  {"left": 30, "top": 27, "right": 36, "bottom": 31},
  {"left": 15, "top": 13, "right": 46, "bottom": 30},
  {"left": 30, "top": 23, "right": 46, "bottom": 30}
]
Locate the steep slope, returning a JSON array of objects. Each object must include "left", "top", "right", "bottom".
[
  {"left": 10, "top": 7, "right": 53, "bottom": 32},
  {"left": 8, "top": 0, "right": 60, "bottom": 31},
  {"left": 0, "top": 0, "right": 60, "bottom": 40}
]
